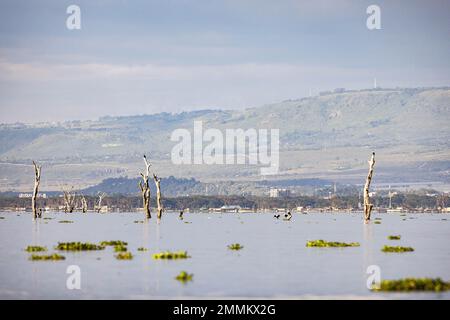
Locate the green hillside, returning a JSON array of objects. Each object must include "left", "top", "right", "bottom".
[{"left": 0, "top": 87, "right": 449, "bottom": 192}]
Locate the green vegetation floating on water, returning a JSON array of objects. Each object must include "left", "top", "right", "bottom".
[
  {"left": 30, "top": 254, "right": 66, "bottom": 261},
  {"left": 100, "top": 240, "right": 128, "bottom": 246},
  {"left": 58, "top": 220, "right": 73, "bottom": 223},
  {"left": 43, "top": 217, "right": 53, "bottom": 220},
  {"left": 152, "top": 251, "right": 190, "bottom": 260},
  {"left": 227, "top": 243, "right": 244, "bottom": 250},
  {"left": 56, "top": 242, "right": 105, "bottom": 251},
  {"left": 306, "top": 240, "right": 360, "bottom": 247},
  {"left": 374, "top": 218, "right": 382, "bottom": 220},
  {"left": 381, "top": 245, "right": 414, "bottom": 253},
  {"left": 133, "top": 220, "right": 144, "bottom": 224},
  {"left": 25, "top": 245, "right": 47, "bottom": 252},
  {"left": 137, "top": 247, "right": 148, "bottom": 251},
  {"left": 374, "top": 221, "right": 381, "bottom": 224},
  {"left": 114, "top": 245, "right": 128, "bottom": 252},
  {"left": 115, "top": 252, "right": 133, "bottom": 260},
  {"left": 373, "top": 278, "right": 450, "bottom": 292},
  {"left": 175, "top": 271, "right": 193, "bottom": 283},
  {"left": 388, "top": 235, "right": 401, "bottom": 240}
]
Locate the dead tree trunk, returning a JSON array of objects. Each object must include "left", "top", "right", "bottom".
[
  {"left": 96, "top": 192, "right": 106, "bottom": 213},
  {"left": 80, "top": 194, "right": 88, "bottom": 213},
  {"left": 139, "top": 155, "right": 151, "bottom": 219},
  {"left": 153, "top": 174, "right": 163, "bottom": 220},
  {"left": 32, "top": 161, "right": 42, "bottom": 219},
  {"left": 63, "top": 187, "right": 76, "bottom": 213},
  {"left": 364, "top": 152, "right": 376, "bottom": 222}
]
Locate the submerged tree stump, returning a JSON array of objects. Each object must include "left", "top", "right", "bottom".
[
  {"left": 80, "top": 194, "right": 88, "bottom": 213},
  {"left": 139, "top": 155, "right": 152, "bottom": 219},
  {"left": 32, "top": 161, "right": 42, "bottom": 219},
  {"left": 63, "top": 187, "right": 76, "bottom": 213},
  {"left": 153, "top": 174, "right": 163, "bottom": 220},
  {"left": 364, "top": 152, "right": 376, "bottom": 222},
  {"left": 96, "top": 192, "right": 106, "bottom": 213}
]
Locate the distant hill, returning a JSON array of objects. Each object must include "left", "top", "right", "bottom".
[
  {"left": 79, "top": 177, "right": 339, "bottom": 197},
  {"left": 1, "top": 87, "right": 449, "bottom": 192},
  {"left": 81, "top": 176, "right": 204, "bottom": 197}
]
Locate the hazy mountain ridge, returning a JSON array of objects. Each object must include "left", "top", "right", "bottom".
[
  {"left": 0, "top": 87, "right": 449, "bottom": 191},
  {"left": 81, "top": 176, "right": 205, "bottom": 197}
]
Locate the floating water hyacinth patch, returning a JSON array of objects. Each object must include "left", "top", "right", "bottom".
[
  {"left": 25, "top": 245, "right": 47, "bottom": 252},
  {"left": 373, "top": 278, "right": 450, "bottom": 292},
  {"left": 137, "top": 247, "right": 148, "bottom": 251},
  {"left": 374, "top": 218, "right": 382, "bottom": 220},
  {"left": 374, "top": 221, "right": 381, "bottom": 224},
  {"left": 114, "top": 245, "right": 127, "bottom": 252},
  {"left": 133, "top": 220, "right": 144, "bottom": 224},
  {"left": 30, "top": 254, "right": 66, "bottom": 261},
  {"left": 100, "top": 240, "right": 128, "bottom": 246},
  {"left": 175, "top": 271, "right": 193, "bottom": 283},
  {"left": 306, "top": 240, "right": 360, "bottom": 247},
  {"left": 388, "top": 235, "right": 401, "bottom": 240},
  {"left": 115, "top": 252, "right": 133, "bottom": 260},
  {"left": 152, "top": 251, "right": 190, "bottom": 260},
  {"left": 43, "top": 217, "right": 53, "bottom": 220},
  {"left": 56, "top": 242, "right": 105, "bottom": 251},
  {"left": 59, "top": 220, "right": 74, "bottom": 223},
  {"left": 227, "top": 243, "right": 244, "bottom": 250},
  {"left": 381, "top": 245, "right": 414, "bottom": 253}
]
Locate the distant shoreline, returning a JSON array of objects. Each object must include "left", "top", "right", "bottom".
[{"left": 1, "top": 192, "right": 448, "bottom": 214}]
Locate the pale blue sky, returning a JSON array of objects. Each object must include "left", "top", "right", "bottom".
[{"left": 0, "top": 0, "right": 449, "bottom": 123}]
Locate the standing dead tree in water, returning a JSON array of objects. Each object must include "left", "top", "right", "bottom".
[
  {"left": 139, "top": 155, "right": 152, "bottom": 219},
  {"left": 153, "top": 174, "right": 163, "bottom": 220},
  {"left": 63, "top": 187, "right": 76, "bottom": 213},
  {"left": 32, "top": 161, "right": 42, "bottom": 219},
  {"left": 80, "top": 194, "right": 88, "bottom": 213},
  {"left": 364, "top": 152, "right": 376, "bottom": 222},
  {"left": 96, "top": 192, "right": 106, "bottom": 213}
]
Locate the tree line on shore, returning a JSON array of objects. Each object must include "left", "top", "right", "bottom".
[
  {"left": 1, "top": 192, "right": 447, "bottom": 212},
  {"left": 11, "top": 153, "right": 447, "bottom": 218}
]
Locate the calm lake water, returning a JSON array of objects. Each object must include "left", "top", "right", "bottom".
[{"left": 0, "top": 211, "right": 449, "bottom": 299}]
